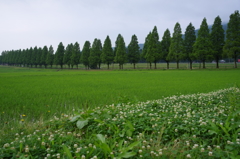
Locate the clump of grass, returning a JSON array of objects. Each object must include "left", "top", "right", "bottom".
[{"left": 1, "top": 87, "right": 240, "bottom": 158}]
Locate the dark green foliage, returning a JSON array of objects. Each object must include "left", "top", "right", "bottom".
[
  {"left": 64, "top": 43, "right": 73, "bottom": 68},
  {"left": 141, "top": 32, "right": 151, "bottom": 62},
  {"left": 146, "top": 26, "right": 160, "bottom": 69},
  {"left": 114, "top": 36, "right": 127, "bottom": 69},
  {"left": 160, "top": 29, "right": 171, "bottom": 69},
  {"left": 46, "top": 45, "right": 54, "bottom": 68},
  {"left": 168, "top": 22, "right": 185, "bottom": 69},
  {"left": 224, "top": 10, "right": 240, "bottom": 68},
  {"left": 127, "top": 34, "right": 140, "bottom": 69},
  {"left": 89, "top": 39, "right": 102, "bottom": 69},
  {"left": 21, "top": 49, "right": 27, "bottom": 66},
  {"left": 80, "top": 41, "right": 91, "bottom": 69},
  {"left": 101, "top": 36, "right": 114, "bottom": 69},
  {"left": 114, "top": 34, "right": 123, "bottom": 59},
  {"left": 211, "top": 16, "right": 225, "bottom": 68},
  {"left": 28, "top": 47, "right": 33, "bottom": 67},
  {"left": 193, "top": 18, "right": 213, "bottom": 68},
  {"left": 32, "top": 46, "right": 38, "bottom": 67},
  {"left": 71, "top": 42, "right": 81, "bottom": 69},
  {"left": 184, "top": 23, "right": 196, "bottom": 69},
  {"left": 15, "top": 49, "right": 22, "bottom": 66},
  {"left": 37, "top": 47, "right": 42, "bottom": 67},
  {"left": 54, "top": 42, "right": 65, "bottom": 69},
  {"left": 41, "top": 46, "right": 48, "bottom": 68}
]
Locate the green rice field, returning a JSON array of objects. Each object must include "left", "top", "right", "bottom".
[
  {"left": 0, "top": 64, "right": 240, "bottom": 158},
  {"left": 0, "top": 64, "right": 240, "bottom": 127}
]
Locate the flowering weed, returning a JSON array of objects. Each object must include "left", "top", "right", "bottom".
[{"left": 1, "top": 87, "right": 240, "bottom": 158}]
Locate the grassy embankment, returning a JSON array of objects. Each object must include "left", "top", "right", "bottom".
[{"left": 1, "top": 87, "right": 240, "bottom": 158}]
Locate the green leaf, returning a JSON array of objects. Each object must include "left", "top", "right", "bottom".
[
  {"left": 208, "top": 130, "right": 218, "bottom": 135},
  {"left": 63, "top": 145, "right": 73, "bottom": 159},
  {"left": 122, "top": 141, "right": 141, "bottom": 152},
  {"left": 94, "top": 119, "right": 105, "bottom": 124},
  {"left": 126, "top": 130, "right": 133, "bottom": 137},
  {"left": 100, "top": 143, "right": 111, "bottom": 154},
  {"left": 218, "top": 124, "right": 230, "bottom": 136},
  {"left": 69, "top": 115, "right": 81, "bottom": 122},
  {"left": 118, "top": 151, "right": 136, "bottom": 158},
  {"left": 76, "top": 119, "right": 88, "bottom": 129},
  {"left": 118, "top": 140, "right": 124, "bottom": 150},
  {"left": 96, "top": 134, "right": 106, "bottom": 143},
  {"left": 125, "top": 121, "right": 134, "bottom": 137},
  {"left": 207, "top": 119, "right": 220, "bottom": 134}
]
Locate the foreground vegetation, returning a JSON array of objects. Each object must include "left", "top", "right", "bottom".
[{"left": 1, "top": 87, "right": 240, "bottom": 158}]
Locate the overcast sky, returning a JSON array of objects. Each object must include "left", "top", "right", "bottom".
[{"left": 0, "top": 0, "right": 239, "bottom": 52}]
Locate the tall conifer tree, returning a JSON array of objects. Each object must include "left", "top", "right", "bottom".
[
  {"left": 146, "top": 26, "right": 160, "bottom": 69},
  {"left": 29, "top": 47, "right": 33, "bottom": 67},
  {"left": 128, "top": 34, "right": 140, "bottom": 69},
  {"left": 114, "top": 34, "right": 123, "bottom": 58},
  {"left": 160, "top": 29, "right": 171, "bottom": 69},
  {"left": 211, "top": 16, "right": 225, "bottom": 68},
  {"left": 115, "top": 36, "right": 127, "bottom": 69},
  {"left": 64, "top": 43, "right": 73, "bottom": 68},
  {"left": 54, "top": 42, "right": 65, "bottom": 69},
  {"left": 71, "top": 42, "right": 80, "bottom": 69},
  {"left": 96, "top": 39, "right": 102, "bottom": 69},
  {"left": 46, "top": 45, "right": 54, "bottom": 68},
  {"left": 32, "top": 46, "right": 38, "bottom": 67},
  {"left": 37, "top": 47, "right": 42, "bottom": 67},
  {"left": 224, "top": 10, "right": 240, "bottom": 68},
  {"left": 193, "top": 18, "right": 212, "bottom": 69},
  {"left": 141, "top": 32, "right": 151, "bottom": 64},
  {"left": 41, "top": 46, "right": 48, "bottom": 68},
  {"left": 101, "top": 36, "right": 114, "bottom": 69},
  {"left": 184, "top": 23, "right": 196, "bottom": 69},
  {"left": 168, "top": 22, "right": 185, "bottom": 69},
  {"left": 81, "top": 41, "right": 91, "bottom": 69},
  {"left": 89, "top": 39, "right": 102, "bottom": 69}
]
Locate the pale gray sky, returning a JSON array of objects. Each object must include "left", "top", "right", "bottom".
[{"left": 0, "top": 0, "right": 239, "bottom": 52}]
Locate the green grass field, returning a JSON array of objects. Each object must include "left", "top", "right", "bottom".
[
  {"left": 0, "top": 65, "right": 240, "bottom": 128},
  {"left": 1, "top": 65, "right": 240, "bottom": 158}
]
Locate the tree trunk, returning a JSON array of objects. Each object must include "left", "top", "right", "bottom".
[
  {"left": 150, "top": 63, "right": 152, "bottom": 69},
  {"left": 107, "top": 63, "right": 110, "bottom": 69},
  {"left": 189, "top": 61, "right": 192, "bottom": 70},
  {"left": 154, "top": 62, "right": 157, "bottom": 69},
  {"left": 167, "top": 61, "right": 169, "bottom": 69},
  {"left": 234, "top": 61, "right": 237, "bottom": 68},
  {"left": 202, "top": 61, "right": 206, "bottom": 69},
  {"left": 177, "top": 61, "right": 179, "bottom": 69},
  {"left": 133, "top": 63, "right": 136, "bottom": 69},
  {"left": 234, "top": 52, "right": 237, "bottom": 68},
  {"left": 216, "top": 61, "right": 219, "bottom": 69}
]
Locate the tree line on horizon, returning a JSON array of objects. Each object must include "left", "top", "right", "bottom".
[{"left": 0, "top": 10, "right": 239, "bottom": 69}]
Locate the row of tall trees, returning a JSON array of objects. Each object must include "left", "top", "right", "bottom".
[
  {"left": 1, "top": 10, "right": 239, "bottom": 69},
  {"left": 142, "top": 11, "right": 239, "bottom": 69},
  {"left": 0, "top": 34, "right": 140, "bottom": 69}
]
